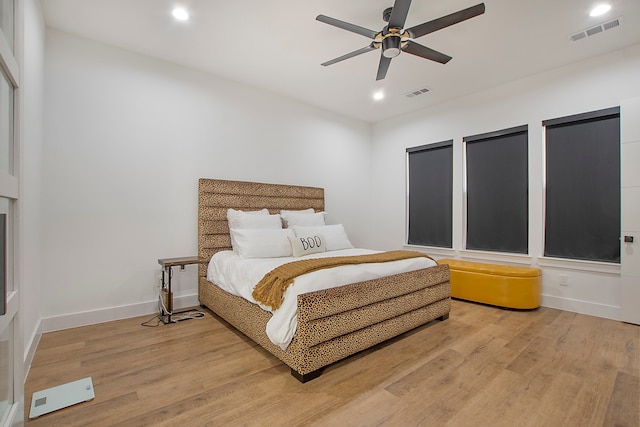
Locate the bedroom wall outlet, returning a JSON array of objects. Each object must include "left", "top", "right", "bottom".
[
  {"left": 155, "top": 273, "right": 163, "bottom": 289},
  {"left": 559, "top": 275, "right": 569, "bottom": 286}
]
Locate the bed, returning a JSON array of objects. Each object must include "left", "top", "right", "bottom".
[{"left": 197, "top": 178, "right": 451, "bottom": 382}]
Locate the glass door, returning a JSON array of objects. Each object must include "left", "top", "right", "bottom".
[{"left": 0, "top": 0, "right": 22, "bottom": 424}]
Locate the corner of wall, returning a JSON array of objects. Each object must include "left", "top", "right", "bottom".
[{"left": 23, "top": 317, "right": 42, "bottom": 382}]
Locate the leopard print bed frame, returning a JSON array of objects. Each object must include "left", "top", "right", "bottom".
[{"left": 197, "top": 178, "right": 451, "bottom": 382}]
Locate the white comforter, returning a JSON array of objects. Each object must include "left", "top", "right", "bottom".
[{"left": 207, "top": 248, "right": 436, "bottom": 350}]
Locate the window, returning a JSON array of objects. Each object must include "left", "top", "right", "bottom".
[
  {"left": 543, "top": 107, "right": 620, "bottom": 263},
  {"left": 464, "top": 125, "right": 528, "bottom": 254},
  {"left": 406, "top": 141, "right": 453, "bottom": 248}
]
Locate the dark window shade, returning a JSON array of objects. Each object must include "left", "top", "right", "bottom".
[
  {"left": 407, "top": 142, "right": 453, "bottom": 247},
  {"left": 544, "top": 110, "right": 620, "bottom": 263},
  {"left": 465, "top": 127, "right": 528, "bottom": 253}
]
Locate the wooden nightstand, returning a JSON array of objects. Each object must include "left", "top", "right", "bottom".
[{"left": 157, "top": 256, "right": 207, "bottom": 323}]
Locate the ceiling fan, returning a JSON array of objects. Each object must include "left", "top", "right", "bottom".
[{"left": 316, "top": 0, "right": 486, "bottom": 80}]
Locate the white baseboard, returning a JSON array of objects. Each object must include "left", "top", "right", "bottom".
[
  {"left": 40, "top": 293, "right": 200, "bottom": 333},
  {"left": 541, "top": 294, "right": 620, "bottom": 321}
]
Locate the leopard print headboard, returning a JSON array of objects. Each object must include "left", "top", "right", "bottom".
[{"left": 198, "top": 178, "right": 325, "bottom": 280}]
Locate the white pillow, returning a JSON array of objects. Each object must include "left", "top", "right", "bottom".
[
  {"left": 281, "top": 208, "right": 315, "bottom": 215},
  {"left": 292, "top": 224, "right": 353, "bottom": 251},
  {"left": 226, "top": 208, "right": 270, "bottom": 229},
  {"left": 280, "top": 208, "right": 316, "bottom": 228},
  {"left": 288, "top": 234, "right": 326, "bottom": 257},
  {"left": 227, "top": 212, "right": 282, "bottom": 230},
  {"left": 230, "top": 228, "right": 294, "bottom": 258},
  {"left": 227, "top": 209, "right": 282, "bottom": 252},
  {"left": 282, "top": 212, "right": 326, "bottom": 228}
]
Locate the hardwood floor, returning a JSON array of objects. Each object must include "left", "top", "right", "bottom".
[{"left": 25, "top": 300, "right": 639, "bottom": 426}]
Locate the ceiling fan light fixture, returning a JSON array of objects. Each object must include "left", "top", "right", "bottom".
[
  {"left": 373, "top": 90, "right": 385, "bottom": 100},
  {"left": 382, "top": 36, "right": 402, "bottom": 58}
]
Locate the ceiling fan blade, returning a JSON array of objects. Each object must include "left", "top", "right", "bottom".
[
  {"left": 376, "top": 54, "right": 392, "bottom": 81},
  {"left": 387, "top": 0, "right": 412, "bottom": 29},
  {"left": 403, "top": 41, "right": 452, "bottom": 64},
  {"left": 316, "top": 15, "right": 378, "bottom": 39},
  {"left": 406, "top": 3, "right": 485, "bottom": 39},
  {"left": 321, "top": 44, "right": 377, "bottom": 66}
]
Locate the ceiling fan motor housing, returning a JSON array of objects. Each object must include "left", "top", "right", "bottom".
[{"left": 382, "top": 35, "right": 402, "bottom": 58}]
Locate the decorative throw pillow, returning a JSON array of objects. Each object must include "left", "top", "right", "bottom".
[
  {"left": 288, "top": 234, "right": 326, "bottom": 257},
  {"left": 230, "top": 228, "right": 294, "bottom": 258},
  {"left": 292, "top": 224, "right": 354, "bottom": 251}
]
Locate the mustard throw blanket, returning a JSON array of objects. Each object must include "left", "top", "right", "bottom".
[{"left": 252, "top": 250, "right": 434, "bottom": 310}]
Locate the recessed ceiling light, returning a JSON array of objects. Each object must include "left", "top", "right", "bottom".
[
  {"left": 172, "top": 7, "right": 189, "bottom": 21},
  {"left": 590, "top": 4, "right": 611, "bottom": 17},
  {"left": 373, "top": 91, "right": 385, "bottom": 101}
]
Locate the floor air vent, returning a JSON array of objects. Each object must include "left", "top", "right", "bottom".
[
  {"left": 570, "top": 17, "right": 622, "bottom": 42},
  {"left": 406, "top": 87, "right": 430, "bottom": 98}
]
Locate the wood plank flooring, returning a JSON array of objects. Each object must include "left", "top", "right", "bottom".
[{"left": 25, "top": 300, "right": 639, "bottom": 426}]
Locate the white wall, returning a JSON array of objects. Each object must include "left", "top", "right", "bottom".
[
  {"left": 22, "top": 0, "right": 46, "bottom": 371},
  {"left": 620, "top": 95, "right": 640, "bottom": 325},
  {"left": 42, "top": 30, "right": 372, "bottom": 330},
  {"left": 371, "top": 43, "right": 640, "bottom": 321}
]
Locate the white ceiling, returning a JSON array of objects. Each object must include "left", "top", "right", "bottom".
[{"left": 41, "top": 0, "right": 640, "bottom": 123}]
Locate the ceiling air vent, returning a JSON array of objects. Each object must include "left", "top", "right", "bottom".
[
  {"left": 603, "top": 18, "right": 621, "bottom": 31},
  {"left": 406, "top": 87, "right": 430, "bottom": 98},
  {"left": 570, "top": 17, "right": 622, "bottom": 42}
]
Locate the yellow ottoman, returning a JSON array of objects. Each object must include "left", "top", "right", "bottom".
[{"left": 438, "top": 259, "right": 541, "bottom": 309}]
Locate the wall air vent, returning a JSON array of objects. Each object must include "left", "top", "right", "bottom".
[
  {"left": 405, "top": 87, "right": 430, "bottom": 98},
  {"left": 570, "top": 17, "right": 622, "bottom": 42}
]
